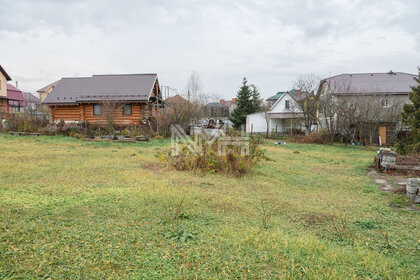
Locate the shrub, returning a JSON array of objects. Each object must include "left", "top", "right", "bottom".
[
  {"left": 159, "top": 136, "right": 270, "bottom": 177},
  {"left": 294, "top": 131, "right": 333, "bottom": 144},
  {"left": 4, "top": 112, "right": 48, "bottom": 132}
]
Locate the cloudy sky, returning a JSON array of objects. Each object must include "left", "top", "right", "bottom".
[{"left": 0, "top": 0, "right": 419, "bottom": 99}]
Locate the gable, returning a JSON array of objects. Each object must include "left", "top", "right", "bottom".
[{"left": 269, "top": 92, "right": 302, "bottom": 113}]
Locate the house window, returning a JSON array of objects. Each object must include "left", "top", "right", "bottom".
[
  {"left": 381, "top": 99, "right": 389, "bottom": 108},
  {"left": 93, "top": 104, "right": 102, "bottom": 115},
  {"left": 285, "top": 100, "right": 290, "bottom": 109},
  {"left": 123, "top": 104, "right": 132, "bottom": 115}
]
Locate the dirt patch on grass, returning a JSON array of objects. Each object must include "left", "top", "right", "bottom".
[
  {"left": 368, "top": 168, "right": 407, "bottom": 193},
  {"left": 142, "top": 162, "right": 164, "bottom": 174},
  {"left": 302, "top": 213, "right": 336, "bottom": 226}
]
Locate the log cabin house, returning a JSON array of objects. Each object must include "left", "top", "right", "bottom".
[{"left": 42, "top": 74, "right": 163, "bottom": 126}]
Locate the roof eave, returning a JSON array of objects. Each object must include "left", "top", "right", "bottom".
[{"left": 0, "top": 65, "right": 12, "bottom": 81}]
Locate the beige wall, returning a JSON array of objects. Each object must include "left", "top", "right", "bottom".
[
  {"left": 0, "top": 72, "right": 7, "bottom": 98},
  {"left": 39, "top": 86, "right": 54, "bottom": 102}
]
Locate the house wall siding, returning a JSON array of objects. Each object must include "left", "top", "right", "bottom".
[
  {"left": 0, "top": 73, "right": 7, "bottom": 98},
  {"left": 270, "top": 93, "right": 302, "bottom": 113},
  {"left": 246, "top": 113, "right": 267, "bottom": 133}
]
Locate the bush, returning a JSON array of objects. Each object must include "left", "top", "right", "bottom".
[
  {"left": 159, "top": 136, "right": 270, "bottom": 177},
  {"left": 294, "top": 131, "right": 333, "bottom": 144},
  {"left": 3, "top": 112, "right": 48, "bottom": 132}
]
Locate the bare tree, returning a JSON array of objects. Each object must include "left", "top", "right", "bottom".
[
  {"left": 186, "top": 71, "right": 202, "bottom": 102},
  {"left": 293, "top": 74, "right": 322, "bottom": 133},
  {"left": 293, "top": 73, "right": 320, "bottom": 94},
  {"left": 260, "top": 104, "right": 271, "bottom": 138},
  {"left": 156, "top": 96, "right": 202, "bottom": 136},
  {"left": 319, "top": 77, "right": 405, "bottom": 144},
  {"left": 99, "top": 99, "right": 127, "bottom": 131}
]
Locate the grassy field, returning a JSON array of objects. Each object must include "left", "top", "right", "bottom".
[{"left": 0, "top": 134, "right": 418, "bottom": 279}]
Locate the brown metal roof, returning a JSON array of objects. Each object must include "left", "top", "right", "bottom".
[
  {"left": 42, "top": 74, "right": 158, "bottom": 104},
  {"left": 0, "top": 65, "right": 11, "bottom": 81}
]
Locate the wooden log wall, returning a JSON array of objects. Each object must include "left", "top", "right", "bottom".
[{"left": 50, "top": 103, "right": 144, "bottom": 126}]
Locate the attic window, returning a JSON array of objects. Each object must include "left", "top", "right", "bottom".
[
  {"left": 381, "top": 99, "right": 389, "bottom": 108},
  {"left": 285, "top": 100, "right": 290, "bottom": 109}
]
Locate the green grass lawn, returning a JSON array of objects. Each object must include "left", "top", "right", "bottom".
[{"left": 0, "top": 134, "right": 418, "bottom": 279}]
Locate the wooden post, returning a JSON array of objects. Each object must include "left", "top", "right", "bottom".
[
  {"left": 251, "top": 124, "right": 253, "bottom": 135},
  {"left": 276, "top": 125, "right": 277, "bottom": 136}
]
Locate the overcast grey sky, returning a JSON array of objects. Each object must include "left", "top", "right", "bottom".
[{"left": 0, "top": 0, "right": 419, "bottom": 99}]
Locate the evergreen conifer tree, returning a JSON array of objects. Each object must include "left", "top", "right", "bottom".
[
  {"left": 230, "top": 78, "right": 253, "bottom": 129},
  {"left": 397, "top": 68, "right": 420, "bottom": 154}
]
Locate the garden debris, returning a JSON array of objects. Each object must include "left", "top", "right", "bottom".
[
  {"left": 9, "top": 131, "right": 42, "bottom": 136},
  {"left": 82, "top": 135, "right": 149, "bottom": 143},
  {"left": 375, "top": 148, "right": 420, "bottom": 176}
]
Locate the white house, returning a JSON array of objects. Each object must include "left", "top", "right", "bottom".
[{"left": 246, "top": 90, "right": 308, "bottom": 135}]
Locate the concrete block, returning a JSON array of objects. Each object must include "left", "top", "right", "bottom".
[
  {"left": 406, "top": 178, "right": 420, "bottom": 203},
  {"left": 406, "top": 178, "right": 420, "bottom": 194}
]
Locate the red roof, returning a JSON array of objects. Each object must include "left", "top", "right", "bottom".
[{"left": 7, "top": 84, "right": 25, "bottom": 106}]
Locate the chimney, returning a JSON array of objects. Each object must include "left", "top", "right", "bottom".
[
  {"left": 15, "top": 81, "right": 18, "bottom": 89},
  {"left": 219, "top": 99, "right": 225, "bottom": 103},
  {"left": 232, "top": 98, "right": 237, "bottom": 103},
  {"left": 297, "top": 90, "right": 301, "bottom": 96}
]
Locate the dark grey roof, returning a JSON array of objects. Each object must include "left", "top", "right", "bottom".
[
  {"left": 206, "top": 102, "right": 228, "bottom": 107},
  {"left": 0, "top": 65, "right": 11, "bottom": 81},
  {"left": 23, "top": 92, "right": 40, "bottom": 103},
  {"left": 322, "top": 72, "right": 416, "bottom": 95},
  {"left": 42, "top": 74, "right": 158, "bottom": 104}
]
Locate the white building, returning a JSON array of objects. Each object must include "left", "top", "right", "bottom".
[{"left": 246, "top": 90, "right": 308, "bottom": 135}]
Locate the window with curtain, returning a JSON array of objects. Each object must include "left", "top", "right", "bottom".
[
  {"left": 93, "top": 104, "right": 102, "bottom": 115},
  {"left": 123, "top": 104, "right": 132, "bottom": 115}
]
